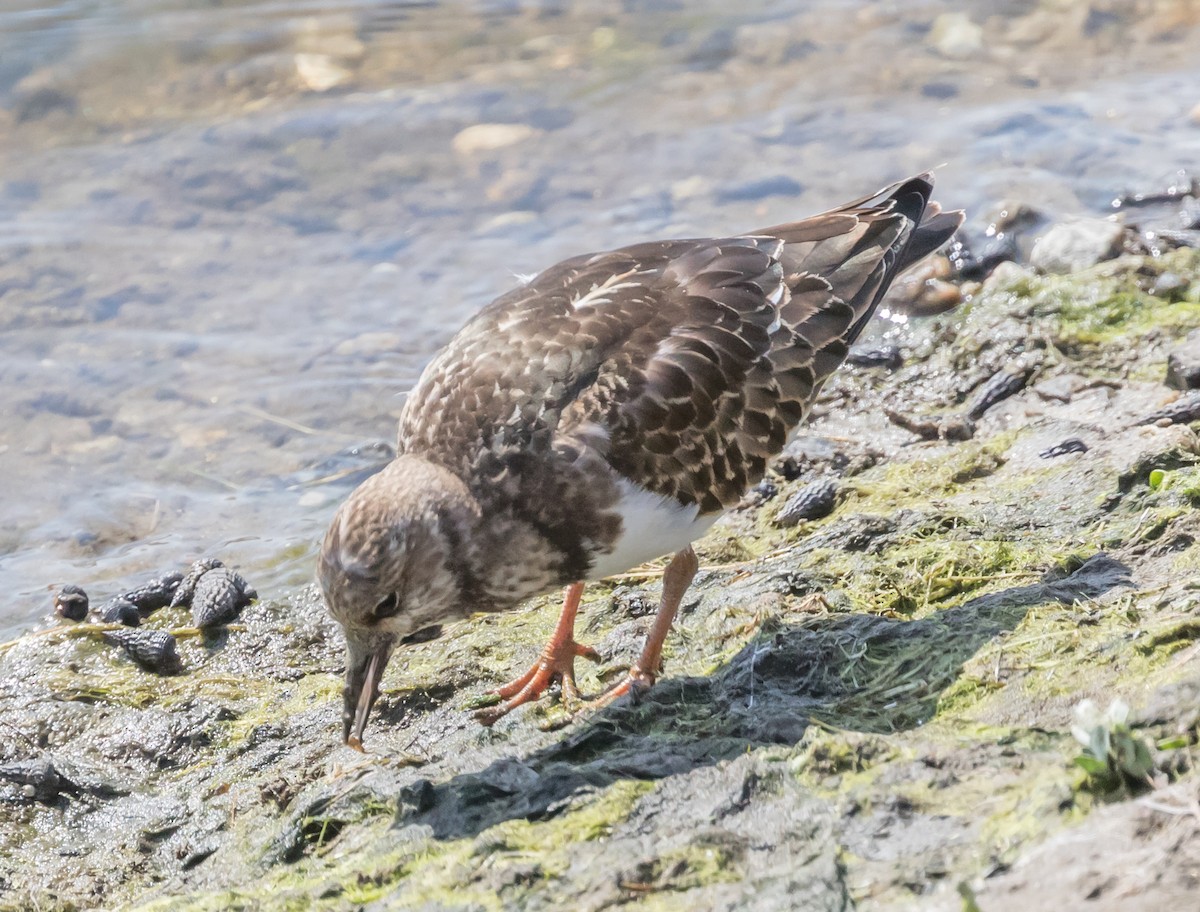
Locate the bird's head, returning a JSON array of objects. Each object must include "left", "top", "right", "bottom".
[{"left": 318, "top": 455, "right": 480, "bottom": 750}]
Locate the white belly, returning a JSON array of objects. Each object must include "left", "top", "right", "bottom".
[{"left": 587, "top": 479, "right": 721, "bottom": 581}]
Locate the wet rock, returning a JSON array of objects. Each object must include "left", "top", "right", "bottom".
[
  {"left": 1030, "top": 218, "right": 1125, "bottom": 274},
  {"left": 1112, "top": 171, "right": 1198, "bottom": 210},
  {"left": 683, "top": 27, "right": 737, "bottom": 70},
  {"left": 715, "top": 175, "right": 804, "bottom": 203},
  {"left": 740, "top": 478, "right": 778, "bottom": 508},
  {"left": 882, "top": 255, "right": 962, "bottom": 316},
  {"left": 774, "top": 479, "right": 839, "bottom": 527},
  {"left": 1033, "top": 373, "right": 1086, "bottom": 403},
  {"left": 294, "top": 54, "right": 352, "bottom": 92},
  {"left": 1152, "top": 271, "right": 1190, "bottom": 301},
  {"left": 1135, "top": 391, "right": 1200, "bottom": 426},
  {"left": 921, "top": 81, "right": 959, "bottom": 100},
  {"left": 966, "top": 364, "right": 1035, "bottom": 419},
  {"left": 171, "top": 559, "right": 257, "bottom": 628},
  {"left": 803, "top": 513, "right": 899, "bottom": 553},
  {"left": 609, "top": 587, "right": 655, "bottom": 619},
  {"left": 14, "top": 86, "right": 77, "bottom": 123},
  {"left": 777, "top": 437, "right": 882, "bottom": 481},
  {"left": 0, "top": 758, "right": 77, "bottom": 803},
  {"left": 451, "top": 123, "right": 539, "bottom": 156},
  {"left": 984, "top": 260, "right": 1035, "bottom": 291},
  {"left": 886, "top": 408, "right": 976, "bottom": 442},
  {"left": 104, "top": 628, "right": 183, "bottom": 675},
  {"left": 929, "top": 12, "right": 984, "bottom": 59},
  {"left": 945, "top": 233, "right": 1017, "bottom": 281},
  {"left": 983, "top": 200, "right": 1047, "bottom": 242},
  {"left": 733, "top": 21, "right": 813, "bottom": 66},
  {"left": 1165, "top": 330, "right": 1200, "bottom": 390},
  {"left": 846, "top": 344, "right": 903, "bottom": 370},
  {"left": 96, "top": 596, "right": 141, "bottom": 627},
  {"left": 1039, "top": 437, "right": 1089, "bottom": 459},
  {"left": 54, "top": 584, "right": 89, "bottom": 621}
]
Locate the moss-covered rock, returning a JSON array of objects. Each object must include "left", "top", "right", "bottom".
[{"left": 2, "top": 250, "right": 1199, "bottom": 911}]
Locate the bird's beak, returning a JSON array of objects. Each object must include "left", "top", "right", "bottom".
[{"left": 342, "top": 632, "right": 394, "bottom": 751}]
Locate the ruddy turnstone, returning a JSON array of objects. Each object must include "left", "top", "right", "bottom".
[{"left": 320, "top": 173, "right": 962, "bottom": 749}]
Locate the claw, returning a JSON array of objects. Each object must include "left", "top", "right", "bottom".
[{"left": 476, "top": 637, "right": 600, "bottom": 725}]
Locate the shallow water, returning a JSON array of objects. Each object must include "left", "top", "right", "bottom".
[{"left": 1, "top": 0, "right": 1198, "bottom": 637}]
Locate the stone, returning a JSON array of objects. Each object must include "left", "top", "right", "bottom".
[
  {"left": 930, "top": 12, "right": 984, "bottom": 59},
  {"left": 451, "top": 124, "right": 539, "bottom": 156},
  {"left": 1165, "top": 330, "right": 1200, "bottom": 390},
  {"left": 1033, "top": 374, "right": 1086, "bottom": 403},
  {"left": 984, "top": 260, "right": 1034, "bottom": 291},
  {"left": 294, "top": 54, "right": 352, "bottom": 92},
  {"left": 1030, "top": 218, "right": 1125, "bottom": 274},
  {"left": 1152, "top": 272, "right": 1189, "bottom": 301}
]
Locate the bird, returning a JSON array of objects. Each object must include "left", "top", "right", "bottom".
[{"left": 319, "top": 173, "right": 962, "bottom": 750}]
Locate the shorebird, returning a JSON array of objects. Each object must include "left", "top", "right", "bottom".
[{"left": 319, "top": 173, "right": 962, "bottom": 749}]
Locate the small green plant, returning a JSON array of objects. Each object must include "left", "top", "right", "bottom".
[{"left": 1070, "top": 698, "right": 1154, "bottom": 796}]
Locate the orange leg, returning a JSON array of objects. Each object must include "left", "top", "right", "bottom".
[
  {"left": 476, "top": 582, "right": 600, "bottom": 725},
  {"left": 592, "top": 546, "right": 699, "bottom": 708}
]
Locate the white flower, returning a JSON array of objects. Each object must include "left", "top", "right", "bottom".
[{"left": 1071, "top": 698, "right": 1130, "bottom": 748}]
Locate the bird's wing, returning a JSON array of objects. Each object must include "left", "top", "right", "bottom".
[
  {"left": 400, "top": 174, "right": 961, "bottom": 512},
  {"left": 396, "top": 238, "right": 769, "bottom": 473},
  {"left": 566, "top": 174, "right": 961, "bottom": 512}
]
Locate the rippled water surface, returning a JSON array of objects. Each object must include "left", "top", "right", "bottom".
[{"left": 2, "top": 0, "right": 1198, "bottom": 636}]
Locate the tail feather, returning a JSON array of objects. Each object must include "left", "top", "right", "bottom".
[{"left": 832, "top": 173, "right": 962, "bottom": 346}]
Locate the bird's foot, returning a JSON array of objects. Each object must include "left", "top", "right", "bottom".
[
  {"left": 587, "top": 665, "right": 657, "bottom": 711},
  {"left": 475, "top": 639, "right": 601, "bottom": 725}
]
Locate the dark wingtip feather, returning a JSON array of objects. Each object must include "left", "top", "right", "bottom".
[{"left": 902, "top": 208, "right": 965, "bottom": 267}]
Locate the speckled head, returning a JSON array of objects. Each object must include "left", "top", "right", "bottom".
[{"left": 318, "top": 454, "right": 482, "bottom": 750}]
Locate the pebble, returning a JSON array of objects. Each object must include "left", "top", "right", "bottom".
[
  {"left": 739, "top": 478, "right": 778, "bottom": 509},
  {"left": 451, "top": 124, "right": 539, "bottom": 156},
  {"left": 1033, "top": 374, "right": 1086, "bottom": 403},
  {"left": 1030, "top": 218, "right": 1125, "bottom": 274},
  {"left": 1135, "top": 391, "right": 1200, "bottom": 426},
  {"left": 883, "top": 255, "right": 962, "bottom": 316},
  {"left": 983, "top": 260, "right": 1034, "bottom": 291},
  {"left": 886, "top": 409, "right": 976, "bottom": 442},
  {"left": 1152, "top": 272, "right": 1189, "bottom": 301},
  {"left": 774, "top": 479, "right": 839, "bottom": 527},
  {"left": 0, "top": 758, "right": 74, "bottom": 803},
  {"left": 946, "top": 233, "right": 1017, "bottom": 281},
  {"left": 294, "top": 54, "right": 352, "bottom": 92},
  {"left": 930, "top": 12, "right": 984, "bottom": 59},
  {"left": 1166, "top": 331, "right": 1200, "bottom": 390}
]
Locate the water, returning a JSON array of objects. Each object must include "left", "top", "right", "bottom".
[{"left": 1, "top": 0, "right": 1198, "bottom": 637}]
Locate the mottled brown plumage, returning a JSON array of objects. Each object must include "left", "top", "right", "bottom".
[{"left": 320, "top": 173, "right": 962, "bottom": 748}]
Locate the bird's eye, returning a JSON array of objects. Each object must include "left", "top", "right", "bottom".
[{"left": 374, "top": 592, "right": 401, "bottom": 618}]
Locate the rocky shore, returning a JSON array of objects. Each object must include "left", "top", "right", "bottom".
[{"left": 2, "top": 211, "right": 1199, "bottom": 909}]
